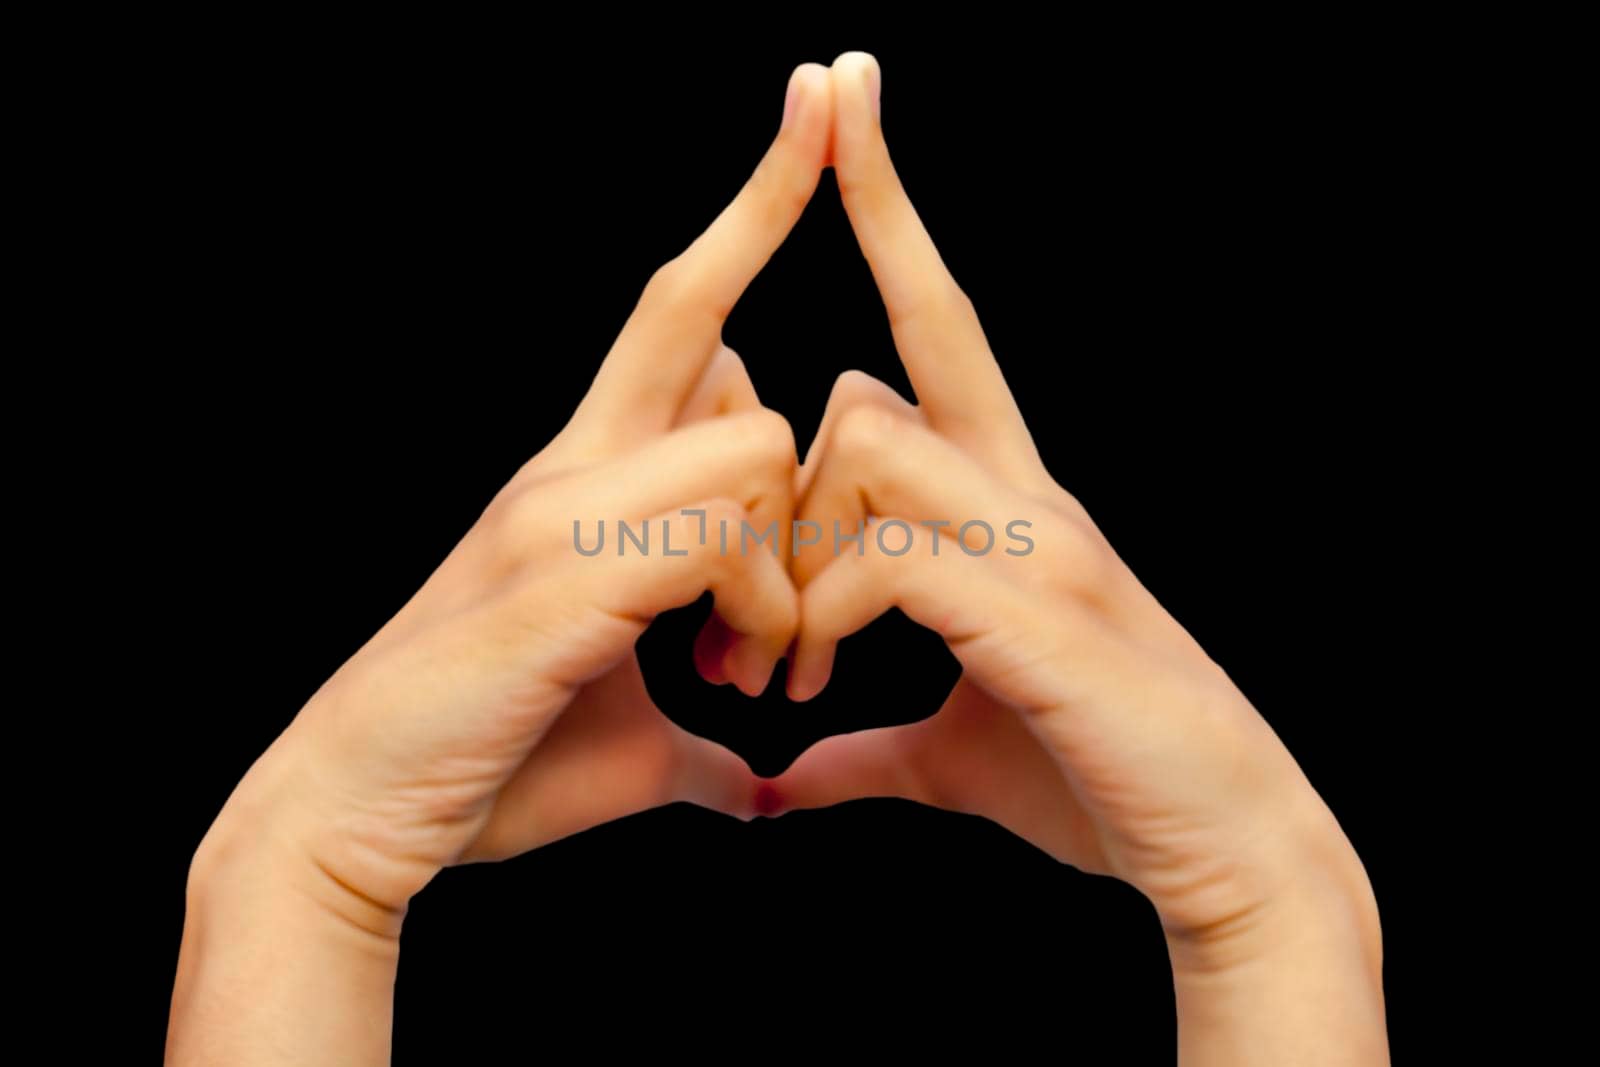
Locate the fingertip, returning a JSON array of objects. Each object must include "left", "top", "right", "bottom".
[
  {"left": 693, "top": 615, "right": 735, "bottom": 685},
  {"left": 793, "top": 60, "right": 832, "bottom": 87},
  {"left": 827, "top": 54, "right": 882, "bottom": 169},
  {"left": 831, "top": 51, "right": 880, "bottom": 110},
  {"left": 831, "top": 50, "right": 879, "bottom": 75},
  {"left": 786, "top": 641, "right": 834, "bottom": 702},
  {"left": 781, "top": 62, "right": 832, "bottom": 136},
  {"left": 741, "top": 658, "right": 778, "bottom": 698},
  {"left": 726, "top": 636, "right": 780, "bottom": 698}
]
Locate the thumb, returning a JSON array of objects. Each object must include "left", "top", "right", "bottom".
[
  {"left": 762, "top": 725, "right": 936, "bottom": 816},
  {"left": 671, "top": 728, "right": 765, "bottom": 819}
]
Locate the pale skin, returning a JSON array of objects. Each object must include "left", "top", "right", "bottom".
[{"left": 168, "top": 54, "right": 1388, "bottom": 1066}]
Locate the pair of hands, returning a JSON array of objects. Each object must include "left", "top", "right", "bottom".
[{"left": 175, "top": 54, "right": 1386, "bottom": 1065}]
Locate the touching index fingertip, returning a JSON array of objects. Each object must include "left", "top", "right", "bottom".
[{"left": 781, "top": 63, "right": 830, "bottom": 133}]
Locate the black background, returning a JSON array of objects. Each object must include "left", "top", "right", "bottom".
[{"left": 115, "top": 29, "right": 1462, "bottom": 1063}]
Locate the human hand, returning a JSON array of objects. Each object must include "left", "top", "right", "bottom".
[
  {"left": 197, "top": 63, "right": 837, "bottom": 920},
  {"left": 170, "top": 52, "right": 1389, "bottom": 1065},
  {"left": 771, "top": 53, "right": 1387, "bottom": 1064},
  {"left": 169, "top": 63, "right": 834, "bottom": 1066}
]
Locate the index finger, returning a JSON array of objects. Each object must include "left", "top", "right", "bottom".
[
  {"left": 829, "top": 52, "right": 1038, "bottom": 473},
  {"left": 582, "top": 63, "right": 834, "bottom": 436}
]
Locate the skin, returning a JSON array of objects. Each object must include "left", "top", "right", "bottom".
[{"left": 168, "top": 54, "right": 1387, "bottom": 1066}]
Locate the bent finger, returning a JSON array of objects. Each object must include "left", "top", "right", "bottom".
[
  {"left": 796, "top": 368, "right": 921, "bottom": 498},
  {"left": 585, "top": 498, "right": 799, "bottom": 697},
  {"left": 792, "top": 404, "right": 1032, "bottom": 586},
  {"left": 676, "top": 344, "right": 764, "bottom": 424}
]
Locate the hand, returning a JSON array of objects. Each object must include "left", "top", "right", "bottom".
[
  {"left": 771, "top": 54, "right": 1387, "bottom": 1064},
  {"left": 168, "top": 63, "right": 834, "bottom": 1066}
]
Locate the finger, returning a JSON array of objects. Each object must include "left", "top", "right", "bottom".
[
  {"left": 672, "top": 726, "right": 762, "bottom": 817},
  {"left": 676, "top": 345, "right": 763, "bottom": 424},
  {"left": 771, "top": 684, "right": 1108, "bottom": 865},
  {"left": 554, "top": 409, "right": 798, "bottom": 695},
  {"left": 522, "top": 345, "right": 763, "bottom": 480},
  {"left": 789, "top": 526, "right": 1287, "bottom": 866},
  {"left": 543, "top": 408, "right": 796, "bottom": 563},
  {"left": 671, "top": 346, "right": 784, "bottom": 688},
  {"left": 792, "top": 402, "right": 1031, "bottom": 586},
  {"left": 829, "top": 52, "right": 1038, "bottom": 473},
  {"left": 462, "top": 664, "right": 758, "bottom": 859},
  {"left": 795, "top": 369, "right": 921, "bottom": 498},
  {"left": 579, "top": 63, "right": 833, "bottom": 438},
  {"left": 586, "top": 498, "right": 799, "bottom": 697},
  {"left": 788, "top": 519, "right": 1054, "bottom": 708},
  {"left": 692, "top": 611, "right": 737, "bottom": 685},
  {"left": 760, "top": 725, "right": 937, "bottom": 813}
]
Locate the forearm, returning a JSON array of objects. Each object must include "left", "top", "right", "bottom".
[
  {"left": 167, "top": 801, "right": 403, "bottom": 1066},
  {"left": 1167, "top": 813, "right": 1387, "bottom": 1065}
]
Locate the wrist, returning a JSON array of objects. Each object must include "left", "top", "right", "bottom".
[
  {"left": 191, "top": 807, "right": 406, "bottom": 945},
  {"left": 169, "top": 774, "right": 403, "bottom": 1065},
  {"left": 190, "top": 731, "right": 414, "bottom": 942},
  {"left": 1162, "top": 793, "right": 1387, "bottom": 1065},
  {"left": 1162, "top": 785, "right": 1381, "bottom": 978}
]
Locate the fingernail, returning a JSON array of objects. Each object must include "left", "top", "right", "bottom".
[{"left": 865, "top": 63, "right": 880, "bottom": 121}]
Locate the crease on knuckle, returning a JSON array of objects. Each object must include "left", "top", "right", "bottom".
[
  {"left": 642, "top": 257, "right": 688, "bottom": 307},
  {"left": 834, "top": 162, "right": 885, "bottom": 208},
  {"left": 750, "top": 157, "right": 811, "bottom": 225},
  {"left": 1048, "top": 516, "right": 1114, "bottom": 596},
  {"left": 487, "top": 486, "right": 547, "bottom": 561},
  {"left": 834, "top": 403, "right": 898, "bottom": 462},
  {"left": 694, "top": 498, "right": 749, "bottom": 568},
  {"left": 890, "top": 279, "right": 972, "bottom": 334}
]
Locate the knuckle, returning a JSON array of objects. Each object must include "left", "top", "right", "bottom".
[
  {"left": 677, "top": 498, "right": 748, "bottom": 573},
  {"left": 703, "top": 496, "right": 747, "bottom": 523},
  {"left": 943, "top": 282, "right": 977, "bottom": 318},
  {"left": 833, "top": 165, "right": 876, "bottom": 207},
  {"left": 749, "top": 161, "right": 811, "bottom": 230},
  {"left": 833, "top": 403, "right": 899, "bottom": 459},
  {"left": 828, "top": 368, "right": 879, "bottom": 408},
  {"left": 1049, "top": 516, "right": 1114, "bottom": 593},
  {"left": 862, "top": 519, "right": 908, "bottom": 566},
  {"left": 738, "top": 408, "right": 798, "bottom": 471},
  {"left": 641, "top": 257, "right": 690, "bottom": 308},
  {"left": 488, "top": 483, "right": 536, "bottom": 536},
  {"left": 775, "top": 183, "right": 813, "bottom": 234},
  {"left": 482, "top": 487, "right": 550, "bottom": 565},
  {"left": 698, "top": 497, "right": 749, "bottom": 538},
  {"left": 890, "top": 279, "right": 974, "bottom": 331}
]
